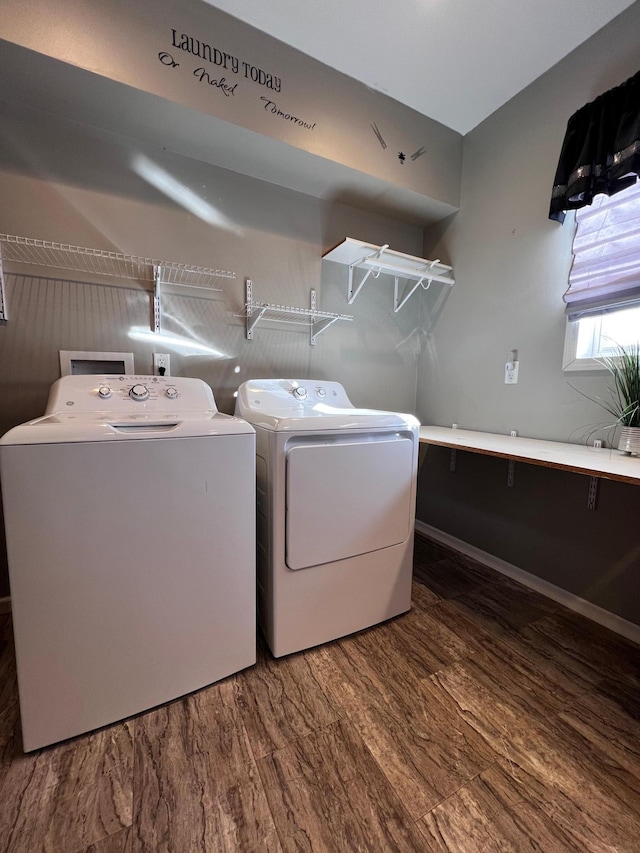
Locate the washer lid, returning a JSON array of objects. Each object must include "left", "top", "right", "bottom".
[
  {"left": 0, "top": 412, "right": 254, "bottom": 445},
  {"left": 235, "top": 378, "right": 419, "bottom": 431}
]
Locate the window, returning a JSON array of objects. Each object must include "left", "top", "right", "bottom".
[{"left": 563, "top": 180, "right": 640, "bottom": 371}]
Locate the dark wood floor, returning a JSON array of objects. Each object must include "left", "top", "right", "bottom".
[{"left": 1, "top": 533, "right": 640, "bottom": 852}]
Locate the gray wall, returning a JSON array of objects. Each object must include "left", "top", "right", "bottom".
[
  {"left": 0, "top": 102, "right": 424, "bottom": 596},
  {"left": 416, "top": 1, "right": 640, "bottom": 626}
]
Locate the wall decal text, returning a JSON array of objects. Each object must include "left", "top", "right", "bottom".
[
  {"left": 171, "top": 28, "right": 281, "bottom": 92},
  {"left": 193, "top": 68, "right": 237, "bottom": 96},
  {"left": 260, "top": 97, "right": 317, "bottom": 130}
]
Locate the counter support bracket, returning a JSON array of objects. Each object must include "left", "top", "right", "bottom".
[{"left": 587, "top": 476, "right": 600, "bottom": 511}]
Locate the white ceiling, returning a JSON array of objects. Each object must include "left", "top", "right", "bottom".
[{"left": 206, "top": 0, "right": 636, "bottom": 134}]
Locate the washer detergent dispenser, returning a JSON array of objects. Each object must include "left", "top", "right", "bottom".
[
  {"left": 0, "top": 374, "right": 256, "bottom": 751},
  {"left": 235, "top": 378, "right": 419, "bottom": 657}
]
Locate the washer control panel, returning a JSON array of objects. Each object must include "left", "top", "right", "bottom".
[
  {"left": 238, "top": 379, "right": 354, "bottom": 413},
  {"left": 45, "top": 374, "right": 218, "bottom": 415}
]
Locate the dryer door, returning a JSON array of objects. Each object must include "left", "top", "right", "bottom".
[{"left": 285, "top": 434, "right": 415, "bottom": 570}]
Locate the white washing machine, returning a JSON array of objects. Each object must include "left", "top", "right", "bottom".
[
  {"left": 235, "top": 378, "right": 419, "bottom": 658},
  {"left": 0, "top": 374, "right": 256, "bottom": 751}
]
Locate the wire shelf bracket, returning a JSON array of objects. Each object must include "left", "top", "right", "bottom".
[
  {"left": 323, "top": 237, "right": 454, "bottom": 311},
  {"left": 153, "top": 265, "right": 163, "bottom": 334},
  {"left": 0, "top": 249, "right": 7, "bottom": 322},
  {"left": 0, "top": 234, "right": 235, "bottom": 331},
  {"left": 244, "top": 279, "right": 353, "bottom": 346}
]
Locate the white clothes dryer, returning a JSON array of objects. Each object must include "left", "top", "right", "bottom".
[
  {"left": 0, "top": 374, "right": 256, "bottom": 751},
  {"left": 235, "top": 378, "right": 419, "bottom": 658}
]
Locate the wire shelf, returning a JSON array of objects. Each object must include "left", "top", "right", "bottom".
[
  {"left": 243, "top": 280, "right": 353, "bottom": 346},
  {"left": 247, "top": 300, "right": 353, "bottom": 326},
  {"left": 0, "top": 234, "right": 235, "bottom": 288}
]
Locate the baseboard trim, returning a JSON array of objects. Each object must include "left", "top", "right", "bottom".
[
  {"left": 0, "top": 596, "right": 11, "bottom": 615},
  {"left": 414, "top": 520, "right": 640, "bottom": 646}
]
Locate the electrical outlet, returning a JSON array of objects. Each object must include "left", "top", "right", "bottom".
[
  {"left": 153, "top": 353, "right": 170, "bottom": 376},
  {"left": 505, "top": 361, "right": 519, "bottom": 384}
]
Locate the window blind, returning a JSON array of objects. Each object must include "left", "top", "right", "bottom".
[{"left": 564, "top": 180, "right": 640, "bottom": 319}]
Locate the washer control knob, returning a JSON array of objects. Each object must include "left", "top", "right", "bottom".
[
  {"left": 129, "top": 383, "right": 150, "bottom": 402},
  {"left": 316, "top": 387, "right": 326, "bottom": 398},
  {"left": 165, "top": 386, "right": 178, "bottom": 399},
  {"left": 97, "top": 385, "right": 112, "bottom": 399},
  {"left": 293, "top": 386, "right": 307, "bottom": 400}
]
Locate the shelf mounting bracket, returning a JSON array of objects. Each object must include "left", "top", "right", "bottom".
[
  {"left": 310, "top": 289, "right": 336, "bottom": 345},
  {"left": 393, "top": 259, "right": 443, "bottom": 312},
  {"left": 152, "top": 264, "right": 164, "bottom": 334},
  {"left": 0, "top": 247, "right": 7, "bottom": 322},
  {"left": 394, "top": 275, "right": 430, "bottom": 313},
  {"left": 347, "top": 244, "right": 389, "bottom": 304},
  {"left": 245, "top": 279, "right": 265, "bottom": 340}
]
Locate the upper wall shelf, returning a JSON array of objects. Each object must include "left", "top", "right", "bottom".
[
  {"left": 322, "top": 237, "right": 455, "bottom": 312},
  {"left": 0, "top": 234, "right": 235, "bottom": 330}
]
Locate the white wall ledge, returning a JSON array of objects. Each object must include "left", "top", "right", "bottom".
[{"left": 419, "top": 426, "right": 640, "bottom": 486}]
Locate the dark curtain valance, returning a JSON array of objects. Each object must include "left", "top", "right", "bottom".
[{"left": 549, "top": 69, "right": 640, "bottom": 223}]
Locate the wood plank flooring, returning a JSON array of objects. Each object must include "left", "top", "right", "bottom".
[{"left": 1, "top": 532, "right": 639, "bottom": 852}]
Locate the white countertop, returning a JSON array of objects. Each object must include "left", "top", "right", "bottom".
[{"left": 419, "top": 426, "right": 640, "bottom": 485}]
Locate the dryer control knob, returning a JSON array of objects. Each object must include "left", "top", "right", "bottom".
[
  {"left": 165, "top": 386, "right": 178, "bottom": 399},
  {"left": 316, "top": 387, "right": 326, "bottom": 398},
  {"left": 98, "top": 385, "right": 112, "bottom": 399},
  {"left": 129, "top": 383, "right": 150, "bottom": 402},
  {"left": 293, "top": 386, "right": 307, "bottom": 399}
]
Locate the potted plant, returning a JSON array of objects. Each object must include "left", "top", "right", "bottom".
[{"left": 596, "top": 342, "right": 640, "bottom": 454}]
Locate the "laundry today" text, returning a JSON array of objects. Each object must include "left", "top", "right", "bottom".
[{"left": 171, "top": 29, "right": 282, "bottom": 92}]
